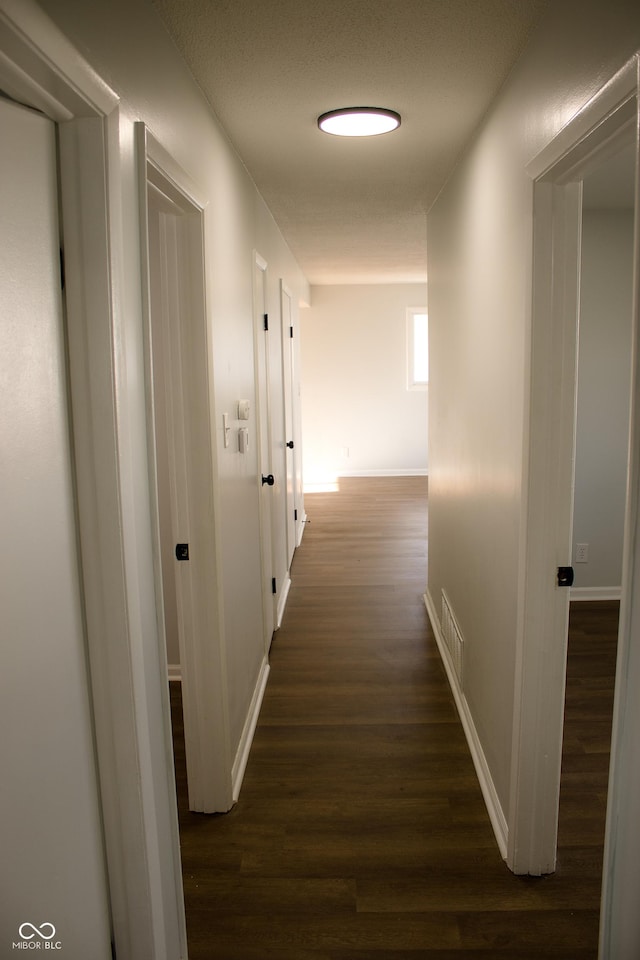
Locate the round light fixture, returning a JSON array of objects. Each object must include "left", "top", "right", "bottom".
[{"left": 317, "top": 107, "right": 401, "bottom": 137}]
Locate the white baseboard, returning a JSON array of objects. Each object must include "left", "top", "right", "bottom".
[
  {"left": 570, "top": 586, "right": 621, "bottom": 601},
  {"left": 424, "top": 589, "right": 508, "bottom": 860},
  {"left": 338, "top": 468, "right": 428, "bottom": 478},
  {"left": 276, "top": 574, "right": 292, "bottom": 629},
  {"left": 304, "top": 470, "right": 428, "bottom": 492},
  {"left": 167, "top": 663, "right": 181, "bottom": 682},
  {"left": 232, "top": 658, "right": 270, "bottom": 803}
]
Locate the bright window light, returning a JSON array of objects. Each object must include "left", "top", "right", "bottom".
[
  {"left": 318, "top": 107, "right": 401, "bottom": 137},
  {"left": 407, "top": 309, "right": 428, "bottom": 389}
]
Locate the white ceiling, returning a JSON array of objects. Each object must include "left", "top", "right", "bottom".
[{"left": 151, "top": 0, "right": 548, "bottom": 284}]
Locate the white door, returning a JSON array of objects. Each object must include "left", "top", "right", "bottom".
[
  {"left": 281, "top": 282, "right": 297, "bottom": 568},
  {"left": 254, "top": 254, "right": 276, "bottom": 648},
  {"left": 0, "top": 98, "right": 111, "bottom": 955}
]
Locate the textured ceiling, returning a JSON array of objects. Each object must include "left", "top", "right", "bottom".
[{"left": 151, "top": 0, "right": 548, "bottom": 284}]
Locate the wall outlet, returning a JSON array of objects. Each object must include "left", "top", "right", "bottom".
[{"left": 575, "top": 542, "right": 589, "bottom": 563}]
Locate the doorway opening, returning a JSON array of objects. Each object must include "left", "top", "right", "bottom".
[
  {"left": 253, "top": 252, "right": 278, "bottom": 651},
  {"left": 0, "top": 10, "right": 188, "bottom": 955},
  {"left": 511, "top": 52, "right": 640, "bottom": 955},
  {"left": 1, "top": 91, "right": 113, "bottom": 959},
  {"left": 559, "top": 140, "right": 636, "bottom": 875},
  {"left": 137, "top": 124, "right": 232, "bottom": 814}
]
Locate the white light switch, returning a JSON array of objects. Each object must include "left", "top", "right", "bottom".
[
  {"left": 238, "top": 427, "right": 249, "bottom": 453},
  {"left": 238, "top": 399, "right": 250, "bottom": 421}
]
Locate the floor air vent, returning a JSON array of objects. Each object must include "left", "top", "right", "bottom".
[{"left": 441, "top": 590, "right": 464, "bottom": 685}]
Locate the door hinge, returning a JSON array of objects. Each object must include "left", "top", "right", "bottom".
[
  {"left": 289, "top": 325, "right": 294, "bottom": 338},
  {"left": 271, "top": 577, "right": 277, "bottom": 595},
  {"left": 557, "top": 566, "right": 574, "bottom": 587},
  {"left": 294, "top": 508, "right": 298, "bottom": 521},
  {"left": 60, "top": 248, "right": 65, "bottom": 291},
  {"left": 263, "top": 313, "right": 269, "bottom": 331}
]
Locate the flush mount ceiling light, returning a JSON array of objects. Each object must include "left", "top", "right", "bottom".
[{"left": 317, "top": 107, "right": 401, "bottom": 137}]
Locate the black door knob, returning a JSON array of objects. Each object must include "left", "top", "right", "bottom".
[
  {"left": 557, "top": 566, "right": 575, "bottom": 587},
  {"left": 286, "top": 441, "right": 295, "bottom": 449},
  {"left": 261, "top": 474, "right": 275, "bottom": 486}
]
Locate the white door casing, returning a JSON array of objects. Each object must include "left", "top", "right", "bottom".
[
  {"left": 254, "top": 253, "right": 277, "bottom": 648},
  {"left": 512, "top": 56, "right": 640, "bottom": 960},
  {"left": 0, "top": 95, "right": 112, "bottom": 958},
  {"left": 0, "top": 5, "right": 188, "bottom": 957},
  {"left": 281, "top": 281, "right": 297, "bottom": 569},
  {"left": 138, "top": 124, "right": 232, "bottom": 814}
]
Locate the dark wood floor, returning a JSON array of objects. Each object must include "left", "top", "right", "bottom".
[{"left": 170, "top": 476, "right": 618, "bottom": 959}]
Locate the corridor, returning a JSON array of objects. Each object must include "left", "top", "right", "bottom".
[{"left": 171, "top": 477, "right": 607, "bottom": 959}]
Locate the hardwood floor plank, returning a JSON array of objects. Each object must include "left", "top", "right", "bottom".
[
  {"left": 185, "top": 911, "right": 463, "bottom": 953},
  {"left": 171, "top": 477, "right": 616, "bottom": 958}
]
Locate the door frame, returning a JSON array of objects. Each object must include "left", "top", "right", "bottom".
[
  {"left": 0, "top": 3, "right": 187, "bottom": 957},
  {"left": 280, "top": 280, "right": 297, "bottom": 569},
  {"left": 253, "top": 251, "right": 277, "bottom": 648},
  {"left": 137, "top": 123, "right": 232, "bottom": 813},
  {"left": 510, "top": 51, "right": 639, "bottom": 911}
]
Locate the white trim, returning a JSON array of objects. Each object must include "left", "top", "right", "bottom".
[
  {"left": 600, "top": 56, "right": 640, "bottom": 960},
  {"left": 303, "top": 471, "right": 429, "bottom": 493},
  {"left": 144, "top": 131, "right": 208, "bottom": 211},
  {"left": 253, "top": 251, "right": 277, "bottom": 650},
  {"left": 424, "top": 590, "right": 508, "bottom": 859},
  {"left": 570, "top": 586, "right": 622, "bottom": 601},
  {"left": 0, "top": 4, "right": 187, "bottom": 957},
  {"left": 510, "top": 178, "right": 583, "bottom": 876},
  {"left": 137, "top": 122, "right": 232, "bottom": 815},
  {"left": 340, "top": 468, "right": 429, "bottom": 478},
  {"left": 167, "top": 664, "right": 182, "bottom": 682},
  {"left": 280, "top": 279, "right": 298, "bottom": 570},
  {"left": 232, "top": 659, "right": 270, "bottom": 802},
  {"left": 303, "top": 471, "right": 428, "bottom": 493},
  {"left": 0, "top": 1, "right": 118, "bottom": 120},
  {"left": 526, "top": 59, "right": 638, "bottom": 182},
  {"left": 511, "top": 56, "right": 640, "bottom": 879},
  {"left": 276, "top": 573, "right": 292, "bottom": 629}
]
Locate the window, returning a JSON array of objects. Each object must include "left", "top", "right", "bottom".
[{"left": 407, "top": 308, "right": 428, "bottom": 389}]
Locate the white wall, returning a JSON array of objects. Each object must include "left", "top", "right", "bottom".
[
  {"left": 573, "top": 209, "right": 634, "bottom": 592},
  {"left": 425, "top": 0, "right": 640, "bottom": 825},
  {"left": 36, "top": 0, "right": 309, "bottom": 753},
  {"left": 301, "top": 283, "right": 428, "bottom": 488}
]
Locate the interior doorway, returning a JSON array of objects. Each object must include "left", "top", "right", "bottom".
[
  {"left": 509, "top": 57, "right": 639, "bottom": 885},
  {"left": 558, "top": 138, "right": 636, "bottom": 856},
  {"left": 138, "top": 124, "right": 232, "bottom": 814},
  {"left": 280, "top": 280, "right": 298, "bottom": 570},
  {"left": 254, "top": 252, "right": 278, "bottom": 650},
  {"left": 0, "top": 93, "right": 112, "bottom": 958},
  {"left": 572, "top": 143, "right": 636, "bottom": 604}
]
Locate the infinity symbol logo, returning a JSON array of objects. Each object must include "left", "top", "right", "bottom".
[{"left": 18, "top": 923, "right": 56, "bottom": 941}]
